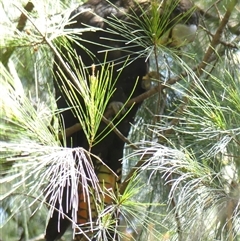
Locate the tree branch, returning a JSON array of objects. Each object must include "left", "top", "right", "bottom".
[
  {"left": 16, "top": 2, "right": 34, "bottom": 31},
  {"left": 196, "top": 0, "right": 237, "bottom": 77},
  {"left": 1, "top": 2, "right": 34, "bottom": 67},
  {"left": 197, "top": 4, "right": 240, "bottom": 36},
  {"left": 18, "top": 0, "right": 237, "bottom": 203},
  {"left": 120, "top": 0, "right": 237, "bottom": 195}
]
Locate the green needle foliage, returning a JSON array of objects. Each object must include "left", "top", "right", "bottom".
[
  {"left": 1, "top": 0, "right": 240, "bottom": 241},
  {"left": 0, "top": 61, "right": 100, "bottom": 240},
  {"left": 53, "top": 47, "right": 118, "bottom": 147},
  {"left": 128, "top": 61, "right": 240, "bottom": 240}
]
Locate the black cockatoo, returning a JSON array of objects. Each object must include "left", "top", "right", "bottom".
[{"left": 45, "top": 0, "right": 199, "bottom": 240}]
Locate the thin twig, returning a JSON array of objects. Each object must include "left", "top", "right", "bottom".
[
  {"left": 119, "top": 158, "right": 145, "bottom": 195},
  {"left": 197, "top": 5, "right": 240, "bottom": 36},
  {"left": 101, "top": 116, "right": 138, "bottom": 149},
  {"left": 27, "top": 234, "right": 45, "bottom": 241},
  {"left": 200, "top": 26, "right": 237, "bottom": 49}
]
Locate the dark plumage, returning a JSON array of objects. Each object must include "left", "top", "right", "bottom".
[{"left": 45, "top": 0, "right": 198, "bottom": 240}]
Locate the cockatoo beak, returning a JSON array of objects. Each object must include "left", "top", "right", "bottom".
[{"left": 170, "top": 23, "right": 198, "bottom": 47}]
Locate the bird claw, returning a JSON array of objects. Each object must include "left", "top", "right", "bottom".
[
  {"left": 142, "top": 71, "right": 161, "bottom": 89},
  {"left": 107, "top": 101, "right": 125, "bottom": 118}
]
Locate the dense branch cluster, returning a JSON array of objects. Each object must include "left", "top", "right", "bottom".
[{"left": 2, "top": 0, "right": 239, "bottom": 240}]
